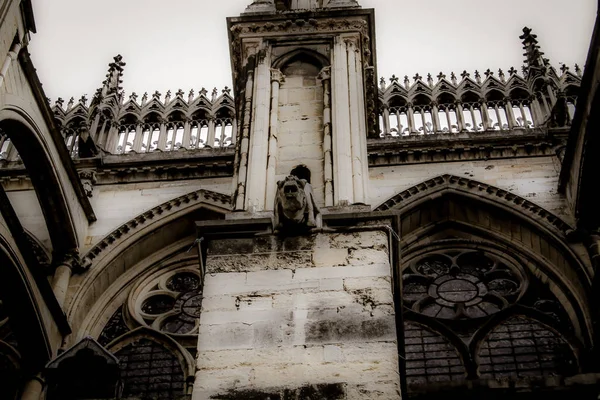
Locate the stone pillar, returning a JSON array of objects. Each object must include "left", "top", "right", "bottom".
[
  {"left": 381, "top": 105, "right": 390, "bottom": 135},
  {"left": 207, "top": 118, "right": 216, "bottom": 148},
  {"left": 104, "top": 121, "right": 120, "bottom": 154},
  {"left": 265, "top": 69, "right": 284, "bottom": 211},
  {"left": 346, "top": 37, "right": 365, "bottom": 203},
  {"left": 455, "top": 101, "right": 466, "bottom": 132},
  {"left": 20, "top": 375, "right": 45, "bottom": 400},
  {"left": 51, "top": 252, "right": 81, "bottom": 309},
  {"left": 132, "top": 124, "right": 144, "bottom": 152},
  {"left": 406, "top": 103, "right": 416, "bottom": 134},
  {"left": 319, "top": 67, "right": 334, "bottom": 207},
  {"left": 157, "top": 120, "right": 168, "bottom": 151},
  {"left": 504, "top": 98, "right": 517, "bottom": 129},
  {"left": 480, "top": 100, "right": 490, "bottom": 130},
  {"left": 431, "top": 102, "right": 441, "bottom": 133},
  {"left": 235, "top": 68, "right": 255, "bottom": 211},
  {"left": 331, "top": 35, "right": 353, "bottom": 205},
  {"left": 182, "top": 119, "right": 192, "bottom": 149},
  {"left": 245, "top": 43, "right": 272, "bottom": 212}
]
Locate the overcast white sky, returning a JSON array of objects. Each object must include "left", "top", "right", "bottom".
[{"left": 28, "top": 0, "right": 596, "bottom": 102}]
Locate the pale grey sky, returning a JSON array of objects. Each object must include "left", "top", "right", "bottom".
[{"left": 28, "top": 0, "right": 596, "bottom": 101}]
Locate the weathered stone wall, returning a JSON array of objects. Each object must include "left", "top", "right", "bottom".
[
  {"left": 369, "top": 155, "right": 572, "bottom": 224},
  {"left": 277, "top": 60, "right": 325, "bottom": 205},
  {"left": 193, "top": 230, "right": 400, "bottom": 399}
]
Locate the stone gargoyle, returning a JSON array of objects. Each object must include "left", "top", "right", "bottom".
[{"left": 274, "top": 175, "right": 321, "bottom": 231}]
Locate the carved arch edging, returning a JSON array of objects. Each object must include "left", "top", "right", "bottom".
[
  {"left": 82, "top": 189, "right": 231, "bottom": 266},
  {"left": 67, "top": 189, "right": 231, "bottom": 335},
  {"left": 374, "top": 174, "right": 574, "bottom": 237}
]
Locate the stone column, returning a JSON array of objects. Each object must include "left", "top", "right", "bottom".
[
  {"left": 504, "top": 98, "right": 517, "bottom": 129},
  {"left": 480, "top": 100, "right": 490, "bottom": 130},
  {"left": 20, "top": 375, "right": 45, "bottom": 400},
  {"left": 455, "top": 101, "right": 466, "bottom": 132},
  {"left": 331, "top": 35, "right": 353, "bottom": 205},
  {"left": 104, "top": 121, "right": 120, "bottom": 154},
  {"left": 319, "top": 67, "right": 334, "bottom": 207},
  {"left": 156, "top": 120, "right": 168, "bottom": 151},
  {"left": 406, "top": 102, "right": 416, "bottom": 134},
  {"left": 431, "top": 102, "right": 441, "bottom": 133},
  {"left": 245, "top": 43, "right": 272, "bottom": 212},
  {"left": 235, "top": 67, "right": 255, "bottom": 211},
  {"left": 132, "top": 123, "right": 144, "bottom": 152},
  {"left": 182, "top": 119, "right": 192, "bottom": 149},
  {"left": 381, "top": 105, "right": 390, "bottom": 135},
  {"left": 346, "top": 37, "right": 365, "bottom": 203},
  {"left": 265, "top": 69, "right": 284, "bottom": 211},
  {"left": 51, "top": 252, "right": 81, "bottom": 309},
  {"left": 207, "top": 118, "right": 216, "bottom": 148}
]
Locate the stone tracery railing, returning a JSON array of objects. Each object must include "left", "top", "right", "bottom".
[{"left": 376, "top": 66, "right": 581, "bottom": 138}]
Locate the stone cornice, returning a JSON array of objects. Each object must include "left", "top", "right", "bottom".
[
  {"left": 83, "top": 189, "right": 231, "bottom": 266},
  {"left": 375, "top": 174, "right": 573, "bottom": 236},
  {"left": 0, "top": 149, "right": 235, "bottom": 189},
  {"left": 368, "top": 128, "right": 566, "bottom": 166}
]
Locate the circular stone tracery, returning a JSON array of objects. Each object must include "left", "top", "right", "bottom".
[
  {"left": 132, "top": 267, "right": 203, "bottom": 335},
  {"left": 403, "top": 249, "right": 525, "bottom": 320}
]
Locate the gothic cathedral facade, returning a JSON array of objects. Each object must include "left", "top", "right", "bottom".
[{"left": 1, "top": 0, "right": 600, "bottom": 399}]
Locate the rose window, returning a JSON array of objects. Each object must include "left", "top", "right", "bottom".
[
  {"left": 134, "top": 269, "right": 203, "bottom": 335},
  {"left": 403, "top": 250, "right": 526, "bottom": 319}
]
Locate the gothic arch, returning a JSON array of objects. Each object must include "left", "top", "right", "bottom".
[
  {"left": 377, "top": 175, "right": 594, "bottom": 346},
  {"left": 0, "top": 109, "right": 83, "bottom": 254},
  {"left": 272, "top": 48, "right": 330, "bottom": 71},
  {"left": 66, "top": 189, "right": 231, "bottom": 341}
]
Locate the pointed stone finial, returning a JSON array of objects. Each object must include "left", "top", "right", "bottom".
[
  {"left": 437, "top": 72, "right": 446, "bottom": 81},
  {"left": 484, "top": 69, "right": 493, "bottom": 78},
  {"left": 426, "top": 73, "right": 433, "bottom": 87},
  {"left": 152, "top": 91, "right": 161, "bottom": 100},
  {"left": 508, "top": 66, "right": 518, "bottom": 76},
  {"left": 403, "top": 75, "right": 410, "bottom": 89},
  {"left": 79, "top": 95, "right": 88, "bottom": 106},
  {"left": 474, "top": 70, "right": 482, "bottom": 84},
  {"left": 498, "top": 69, "right": 506, "bottom": 83},
  {"left": 141, "top": 92, "right": 148, "bottom": 105},
  {"left": 460, "top": 70, "right": 470, "bottom": 79},
  {"left": 223, "top": 86, "right": 231, "bottom": 95},
  {"left": 559, "top": 63, "right": 569, "bottom": 75},
  {"left": 176, "top": 89, "right": 184, "bottom": 98},
  {"left": 188, "top": 89, "right": 195, "bottom": 102},
  {"left": 379, "top": 77, "right": 386, "bottom": 90},
  {"left": 520, "top": 26, "right": 546, "bottom": 73},
  {"left": 390, "top": 75, "right": 399, "bottom": 84},
  {"left": 413, "top": 73, "right": 422, "bottom": 82},
  {"left": 101, "top": 54, "right": 126, "bottom": 97},
  {"left": 129, "top": 92, "right": 138, "bottom": 103},
  {"left": 55, "top": 97, "right": 64, "bottom": 108},
  {"left": 575, "top": 64, "right": 582, "bottom": 77},
  {"left": 211, "top": 87, "right": 218, "bottom": 102},
  {"left": 450, "top": 72, "right": 457, "bottom": 85},
  {"left": 165, "top": 90, "right": 172, "bottom": 103},
  {"left": 200, "top": 87, "right": 208, "bottom": 97},
  {"left": 67, "top": 97, "right": 75, "bottom": 111}
]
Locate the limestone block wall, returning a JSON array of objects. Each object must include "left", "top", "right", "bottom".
[
  {"left": 193, "top": 230, "right": 401, "bottom": 399},
  {"left": 277, "top": 60, "right": 325, "bottom": 206},
  {"left": 369, "top": 155, "right": 572, "bottom": 224}
]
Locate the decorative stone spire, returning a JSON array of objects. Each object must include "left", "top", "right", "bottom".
[
  {"left": 101, "top": 55, "right": 126, "bottom": 97},
  {"left": 520, "top": 27, "right": 547, "bottom": 77}
]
